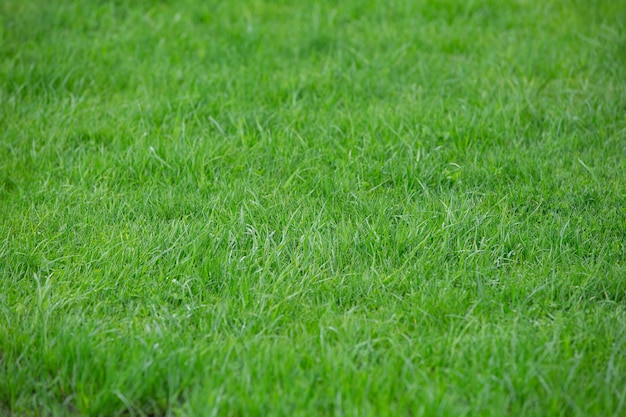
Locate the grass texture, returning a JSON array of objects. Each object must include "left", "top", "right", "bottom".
[{"left": 1, "top": 0, "right": 626, "bottom": 415}]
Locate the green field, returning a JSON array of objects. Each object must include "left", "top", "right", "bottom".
[{"left": 1, "top": 0, "right": 625, "bottom": 415}]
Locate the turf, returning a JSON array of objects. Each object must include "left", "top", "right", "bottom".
[{"left": 1, "top": 0, "right": 626, "bottom": 415}]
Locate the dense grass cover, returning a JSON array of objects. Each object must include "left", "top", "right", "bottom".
[{"left": 1, "top": 0, "right": 625, "bottom": 415}]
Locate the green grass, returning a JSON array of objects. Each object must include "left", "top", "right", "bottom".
[{"left": 1, "top": 0, "right": 626, "bottom": 415}]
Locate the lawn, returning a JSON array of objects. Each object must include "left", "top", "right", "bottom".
[{"left": 1, "top": 0, "right": 625, "bottom": 415}]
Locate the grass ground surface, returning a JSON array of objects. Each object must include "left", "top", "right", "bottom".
[{"left": 1, "top": 0, "right": 626, "bottom": 415}]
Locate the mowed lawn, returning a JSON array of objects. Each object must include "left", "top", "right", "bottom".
[{"left": 1, "top": 0, "right": 625, "bottom": 415}]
